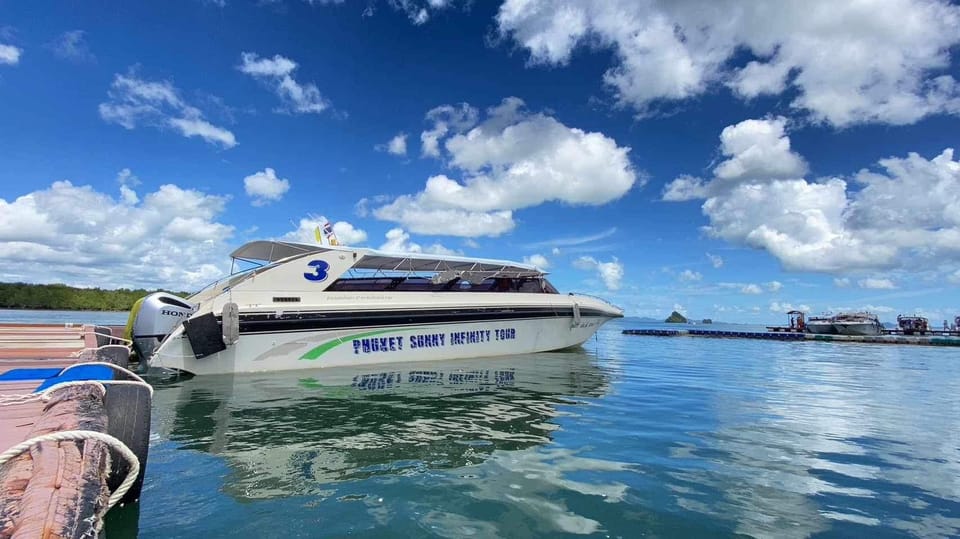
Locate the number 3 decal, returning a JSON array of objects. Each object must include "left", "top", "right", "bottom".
[{"left": 304, "top": 259, "right": 330, "bottom": 282}]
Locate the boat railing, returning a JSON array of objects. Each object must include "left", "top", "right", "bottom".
[{"left": 569, "top": 292, "right": 623, "bottom": 311}]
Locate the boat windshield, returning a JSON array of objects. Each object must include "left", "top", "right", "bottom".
[{"left": 325, "top": 275, "right": 559, "bottom": 294}]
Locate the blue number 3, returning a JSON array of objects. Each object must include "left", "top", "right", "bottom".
[{"left": 304, "top": 260, "right": 330, "bottom": 282}]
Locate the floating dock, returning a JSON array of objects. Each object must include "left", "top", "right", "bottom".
[
  {"left": 0, "top": 324, "right": 151, "bottom": 538},
  {"left": 623, "top": 328, "right": 960, "bottom": 347}
]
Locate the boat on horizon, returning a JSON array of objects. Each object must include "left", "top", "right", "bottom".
[{"left": 127, "top": 240, "right": 623, "bottom": 375}]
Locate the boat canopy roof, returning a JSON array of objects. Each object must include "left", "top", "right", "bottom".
[{"left": 230, "top": 240, "right": 545, "bottom": 277}]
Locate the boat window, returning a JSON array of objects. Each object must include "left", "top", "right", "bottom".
[{"left": 323, "top": 276, "right": 558, "bottom": 293}]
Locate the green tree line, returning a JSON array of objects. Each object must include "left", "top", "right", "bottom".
[{"left": 0, "top": 282, "right": 189, "bottom": 311}]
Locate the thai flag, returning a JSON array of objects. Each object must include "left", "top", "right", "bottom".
[{"left": 322, "top": 222, "right": 334, "bottom": 236}]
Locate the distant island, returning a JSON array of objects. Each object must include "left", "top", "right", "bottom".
[
  {"left": 665, "top": 311, "right": 688, "bottom": 323},
  {"left": 701, "top": 318, "right": 713, "bottom": 324},
  {"left": 0, "top": 282, "right": 188, "bottom": 312}
]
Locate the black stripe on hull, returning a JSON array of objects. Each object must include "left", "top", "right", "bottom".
[{"left": 237, "top": 306, "right": 616, "bottom": 334}]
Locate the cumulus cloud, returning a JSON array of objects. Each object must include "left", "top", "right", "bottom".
[
  {"left": 664, "top": 117, "right": 960, "bottom": 276},
  {"left": 741, "top": 284, "right": 762, "bottom": 295},
  {"left": 833, "top": 278, "right": 851, "bottom": 288},
  {"left": 99, "top": 69, "right": 237, "bottom": 148},
  {"left": 49, "top": 30, "right": 95, "bottom": 63},
  {"left": 573, "top": 256, "right": 623, "bottom": 291},
  {"left": 523, "top": 253, "right": 550, "bottom": 269},
  {"left": 238, "top": 52, "right": 330, "bottom": 114},
  {"left": 243, "top": 168, "right": 290, "bottom": 206},
  {"left": 0, "top": 43, "right": 21, "bottom": 65},
  {"left": 379, "top": 227, "right": 460, "bottom": 255},
  {"left": 678, "top": 269, "right": 702, "bottom": 282},
  {"left": 0, "top": 177, "right": 233, "bottom": 290},
  {"left": 769, "top": 302, "right": 810, "bottom": 313},
  {"left": 381, "top": 0, "right": 453, "bottom": 25},
  {"left": 858, "top": 278, "right": 897, "bottom": 290},
  {"left": 377, "top": 132, "right": 408, "bottom": 156},
  {"left": 282, "top": 216, "right": 367, "bottom": 245},
  {"left": 375, "top": 97, "right": 638, "bottom": 237},
  {"left": 706, "top": 252, "right": 723, "bottom": 268},
  {"left": 766, "top": 280, "right": 783, "bottom": 292},
  {"left": 496, "top": 0, "right": 960, "bottom": 126}
]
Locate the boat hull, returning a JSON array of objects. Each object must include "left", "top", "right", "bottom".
[
  {"left": 149, "top": 314, "right": 615, "bottom": 375},
  {"left": 805, "top": 321, "right": 836, "bottom": 334},
  {"left": 833, "top": 322, "right": 881, "bottom": 336}
]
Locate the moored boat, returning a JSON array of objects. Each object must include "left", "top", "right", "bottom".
[
  {"left": 832, "top": 312, "right": 883, "bottom": 336},
  {"left": 805, "top": 315, "right": 837, "bottom": 334},
  {"left": 127, "top": 241, "right": 624, "bottom": 375}
]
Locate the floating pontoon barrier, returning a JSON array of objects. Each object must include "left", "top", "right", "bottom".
[{"left": 623, "top": 328, "right": 960, "bottom": 346}]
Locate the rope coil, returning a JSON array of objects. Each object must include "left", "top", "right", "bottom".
[{"left": 0, "top": 429, "right": 140, "bottom": 510}]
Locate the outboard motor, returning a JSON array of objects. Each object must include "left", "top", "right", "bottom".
[{"left": 124, "top": 292, "right": 196, "bottom": 361}]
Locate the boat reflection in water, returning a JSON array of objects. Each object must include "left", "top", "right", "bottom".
[{"left": 150, "top": 352, "right": 610, "bottom": 501}]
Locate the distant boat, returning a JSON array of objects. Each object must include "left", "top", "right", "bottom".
[
  {"left": 832, "top": 312, "right": 883, "bottom": 336},
  {"left": 897, "top": 315, "right": 929, "bottom": 335},
  {"left": 805, "top": 315, "right": 837, "bottom": 334}
]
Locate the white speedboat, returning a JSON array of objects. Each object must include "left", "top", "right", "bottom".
[
  {"left": 128, "top": 241, "right": 623, "bottom": 375},
  {"left": 805, "top": 315, "right": 836, "bottom": 334},
  {"left": 831, "top": 312, "right": 883, "bottom": 336}
]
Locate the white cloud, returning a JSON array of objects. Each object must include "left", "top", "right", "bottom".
[
  {"left": 496, "top": 0, "right": 960, "bottom": 126},
  {"left": 766, "top": 280, "right": 783, "bottom": 292},
  {"left": 741, "top": 284, "right": 762, "bottom": 295},
  {"left": 769, "top": 302, "right": 810, "bottom": 313},
  {"left": 834, "top": 277, "right": 851, "bottom": 288},
  {"left": 0, "top": 43, "right": 21, "bottom": 65},
  {"left": 858, "top": 278, "right": 897, "bottom": 290},
  {"left": 678, "top": 269, "right": 702, "bottom": 282},
  {"left": 282, "top": 216, "right": 367, "bottom": 245},
  {"left": 523, "top": 253, "right": 550, "bottom": 269},
  {"left": 117, "top": 168, "right": 140, "bottom": 205},
  {"left": 663, "top": 117, "right": 805, "bottom": 201},
  {"left": 665, "top": 118, "right": 960, "bottom": 276},
  {"left": 243, "top": 168, "right": 290, "bottom": 206},
  {"left": 99, "top": 69, "right": 237, "bottom": 148},
  {"left": 0, "top": 178, "right": 233, "bottom": 290},
  {"left": 49, "top": 30, "right": 94, "bottom": 63},
  {"left": 376, "top": 97, "right": 638, "bottom": 237},
  {"left": 420, "top": 103, "right": 479, "bottom": 157},
  {"left": 377, "top": 132, "right": 408, "bottom": 156},
  {"left": 384, "top": 0, "right": 453, "bottom": 25},
  {"left": 573, "top": 256, "right": 623, "bottom": 291},
  {"left": 238, "top": 52, "right": 330, "bottom": 114},
  {"left": 706, "top": 252, "right": 723, "bottom": 268},
  {"left": 379, "top": 227, "right": 460, "bottom": 255}
]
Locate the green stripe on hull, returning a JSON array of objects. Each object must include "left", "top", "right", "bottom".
[{"left": 300, "top": 328, "right": 410, "bottom": 360}]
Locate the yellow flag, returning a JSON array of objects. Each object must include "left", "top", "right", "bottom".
[{"left": 314, "top": 226, "right": 322, "bottom": 244}]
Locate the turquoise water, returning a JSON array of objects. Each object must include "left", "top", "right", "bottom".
[{"left": 8, "top": 310, "right": 960, "bottom": 537}]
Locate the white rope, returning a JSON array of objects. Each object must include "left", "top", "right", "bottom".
[
  {"left": 0, "top": 429, "right": 140, "bottom": 510},
  {"left": 89, "top": 330, "right": 132, "bottom": 346},
  {"left": 0, "top": 380, "right": 106, "bottom": 406}
]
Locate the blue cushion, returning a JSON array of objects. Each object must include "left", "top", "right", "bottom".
[
  {"left": 0, "top": 367, "right": 63, "bottom": 381},
  {"left": 34, "top": 365, "right": 117, "bottom": 392}
]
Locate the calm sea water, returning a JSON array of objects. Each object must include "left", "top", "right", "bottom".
[{"left": 8, "top": 310, "right": 960, "bottom": 537}]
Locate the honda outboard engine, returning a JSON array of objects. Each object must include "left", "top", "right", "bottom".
[{"left": 124, "top": 292, "right": 196, "bottom": 361}]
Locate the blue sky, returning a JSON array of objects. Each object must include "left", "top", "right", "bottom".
[{"left": 1, "top": 0, "right": 959, "bottom": 323}]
